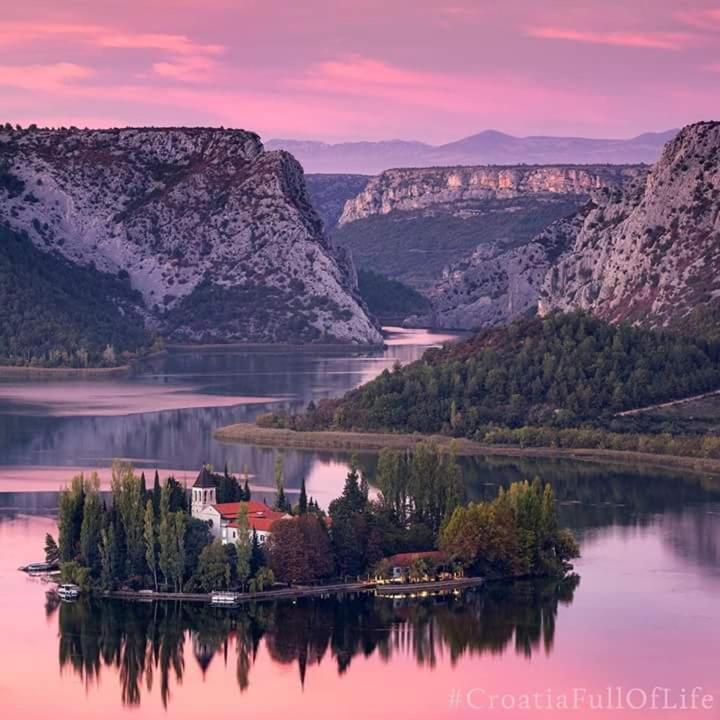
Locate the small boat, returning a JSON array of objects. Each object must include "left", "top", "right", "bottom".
[
  {"left": 211, "top": 592, "right": 239, "bottom": 606},
  {"left": 56, "top": 583, "right": 81, "bottom": 601},
  {"left": 20, "top": 562, "right": 57, "bottom": 574}
]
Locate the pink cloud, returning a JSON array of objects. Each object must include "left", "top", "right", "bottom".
[
  {"left": 291, "top": 55, "right": 605, "bottom": 124},
  {"left": 97, "top": 32, "right": 224, "bottom": 55},
  {"left": 0, "top": 22, "right": 223, "bottom": 56},
  {"left": 0, "top": 62, "right": 95, "bottom": 92},
  {"left": 526, "top": 27, "right": 692, "bottom": 50},
  {"left": 151, "top": 55, "right": 219, "bottom": 82},
  {"left": 675, "top": 8, "right": 720, "bottom": 31}
]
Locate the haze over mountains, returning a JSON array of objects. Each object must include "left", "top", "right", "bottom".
[{"left": 268, "top": 129, "right": 679, "bottom": 175}]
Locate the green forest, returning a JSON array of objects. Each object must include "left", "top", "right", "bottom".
[
  {"left": 356, "top": 269, "right": 431, "bottom": 321},
  {"left": 0, "top": 224, "right": 154, "bottom": 367},
  {"left": 273, "top": 311, "right": 720, "bottom": 436}
]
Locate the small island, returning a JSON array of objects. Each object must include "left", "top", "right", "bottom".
[{"left": 44, "top": 447, "right": 579, "bottom": 601}]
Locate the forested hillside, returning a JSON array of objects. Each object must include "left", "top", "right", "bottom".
[
  {"left": 279, "top": 312, "right": 720, "bottom": 435},
  {"left": 356, "top": 270, "right": 431, "bottom": 323},
  {"left": 0, "top": 224, "right": 154, "bottom": 367}
]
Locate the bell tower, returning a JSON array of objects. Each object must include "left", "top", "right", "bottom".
[{"left": 191, "top": 466, "right": 217, "bottom": 516}]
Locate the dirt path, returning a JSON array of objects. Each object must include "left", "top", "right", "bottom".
[{"left": 615, "top": 388, "right": 720, "bottom": 417}]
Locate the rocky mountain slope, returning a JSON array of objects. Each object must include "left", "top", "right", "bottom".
[
  {"left": 304, "top": 173, "right": 370, "bottom": 230},
  {"left": 268, "top": 130, "right": 676, "bottom": 174},
  {"left": 332, "top": 164, "right": 642, "bottom": 292},
  {"left": 0, "top": 127, "right": 382, "bottom": 347},
  {"left": 540, "top": 121, "right": 720, "bottom": 329},
  {"left": 339, "top": 165, "right": 642, "bottom": 224},
  {"left": 406, "top": 212, "right": 585, "bottom": 329}
]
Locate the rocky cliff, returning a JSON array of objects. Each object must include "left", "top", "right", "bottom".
[
  {"left": 406, "top": 212, "right": 586, "bottom": 329},
  {"left": 540, "top": 121, "right": 720, "bottom": 328},
  {"left": 0, "top": 127, "right": 382, "bottom": 345},
  {"left": 338, "top": 165, "right": 643, "bottom": 225}
]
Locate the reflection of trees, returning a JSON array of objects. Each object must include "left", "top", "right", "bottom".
[
  {"left": 661, "top": 505, "right": 720, "bottom": 574},
  {"left": 56, "top": 577, "right": 578, "bottom": 706},
  {"left": 454, "top": 456, "right": 720, "bottom": 532}
]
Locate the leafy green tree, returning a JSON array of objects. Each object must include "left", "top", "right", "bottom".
[
  {"left": 58, "top": 474, "right": 85, "bottom": 562},
  {"left": 111, "top": 461, "right": 145, "bottom": 577},
  {"left": 441, "top": 480, "right": 579, "bottom": 579},
  {"left": 249, "top": 529, "right": 264, "bottom": 576},
  {"left": 266, "top": 515, "right": 334, "bottom": 584},
  {"left": 158, "top": 484, "right": 176, "bottom": 589},
  {"left": 44, "top": 534, "right": 60, "bottom": 564},
  {"left": 99, "top": 524, "right": 116, "bottom": 590},
  {"left": 249, "top": 566, "right": 275, "bottom": 592},
  {"left": 184, "top": 518, "right": 212, "bottom": 578},
  {"left": 79, "top": 474, "right": 102, "bottom": 573},
  {"left": 235, "top": 505, "right": 252, "bottom": 590},
  {"left": 196, "top": 540, "right": 231, "bottom": 591},
  {"left": 152, "top": 470, "right": 161, "bottom": 515},
  {"left": 144, "top": 499, "right": 159, "bottom": 591}
]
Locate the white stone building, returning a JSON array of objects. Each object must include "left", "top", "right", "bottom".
[{"left": 191, "top": 467, "right": 288, "bottom": 545}]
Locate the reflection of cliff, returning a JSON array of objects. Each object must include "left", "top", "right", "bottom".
[
  {"left": 54, "top": 578, "right": 578, "bottom": 707},
  {"left": 0, "top": 339, "right": 432, "bottom": 488}
]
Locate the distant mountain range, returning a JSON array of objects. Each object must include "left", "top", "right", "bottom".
[{"left": 266, "top": 129, "right": 679, "bottom": 174}]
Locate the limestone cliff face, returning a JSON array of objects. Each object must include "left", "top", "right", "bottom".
[
  {"left": 405, "top": 211, "right": 587, "bottom": 330},
  {"left": 540, "top": 122, "right": 720, "bottom": 327},
  {"left": 339, "top": 165, "right": 642, "bottom": 225},
  {"left": 0, "top": 127, "right": 382, "bottom": 344}
]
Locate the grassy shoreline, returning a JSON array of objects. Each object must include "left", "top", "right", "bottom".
[
  {"left": 0, "top": 349, "right": 170, "bottom": 380},
  {"left": 214, "top": 422, "right": 720, "bottom": 476},
  {"left": 0, "top": 364, "right": 132, "bottom": 379},
  {"left": 165, "top": 341, "right": 387, "bottom": 353}
]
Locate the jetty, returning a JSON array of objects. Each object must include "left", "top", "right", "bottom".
[{"left": 104, "top": 576, "right": 484, "bottom": 605}]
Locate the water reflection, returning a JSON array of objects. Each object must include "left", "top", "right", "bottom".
[
  {"left": 0, "top": 329, "right": 458, "bottom": 501},
  {"left": 52, "top": 578, "right": 579, "bottom": 708}
]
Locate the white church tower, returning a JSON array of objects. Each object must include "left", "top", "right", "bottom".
[{"left": 192, "top": 466, "right": 217, "bottom": 515}]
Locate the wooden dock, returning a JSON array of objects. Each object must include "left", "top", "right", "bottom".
[
  {"left": 375, "top": 577, "right": 484, "bottom": 596},
  {"left": 104, "top": 577, "right": 484, "bottom": 605}
]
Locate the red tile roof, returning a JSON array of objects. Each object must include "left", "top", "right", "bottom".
[{"left": 215, "top": 501, "right": 287, "bottom": 533}]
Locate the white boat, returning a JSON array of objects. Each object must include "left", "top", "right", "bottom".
[
  {"left": 20, "top": 562, "right": 57, "bottom": 573},
  {"left": 57, "top": 583, "right": 80, "bottom": 600},
  {"left": 211, "top": 592, "right": 239, "bottom": 606}
]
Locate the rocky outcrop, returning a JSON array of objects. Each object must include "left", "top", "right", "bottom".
[
  {"left": 540, "top": 121, "right": 720, "bottom": 328},
  {"left": 407, "top": 212, "right": 586, "bottom": 329},
  {"left": 339, "top": 165, "right": 643, "bottom": 225},
  {"left": 0, "top": 127, "right": 382, "bottom": 344},
  {"left": 304, "top": 173, "right": 370, "bottom": 230}
]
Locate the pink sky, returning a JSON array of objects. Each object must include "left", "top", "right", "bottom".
[{"left": 1, "top": 0, "right": 719, "bottom": 142}]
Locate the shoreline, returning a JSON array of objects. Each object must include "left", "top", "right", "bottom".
[
  {"left": 214, "top": 423, "right": 720, "bottom": 476},
  {"left": 0, "top": 350, "right": 169, "bottom": 380},
  {"left": 99, "top": 577, "right": 485, "bottom": 605},
  {"left": 0, "top": 364, "right": 132, "bottom": 379},
  {"left": 165, "top": 341, "right": 387, "bottom": 353}
]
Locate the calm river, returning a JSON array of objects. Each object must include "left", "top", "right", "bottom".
[{"left": 1, "top": 327, "right": 718, "bottom": 719}]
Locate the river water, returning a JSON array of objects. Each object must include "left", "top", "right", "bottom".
[{"left": 1, "top": 327, "right": 719, "bottom": 719}]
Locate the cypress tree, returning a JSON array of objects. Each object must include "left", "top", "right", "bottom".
[
  {"left": 152, "top": 470, "right": 161, "bottom": 515},
  {"left": 298, "top": 477, "right": 308, "bottom": 514}
]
